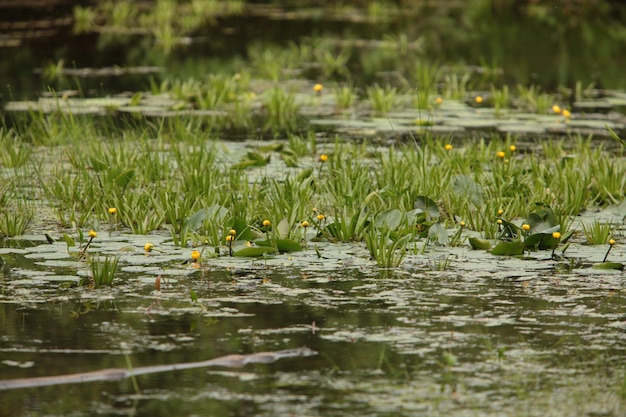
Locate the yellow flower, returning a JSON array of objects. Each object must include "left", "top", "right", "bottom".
[
  {"left": 552, "top": 232, "right": 561, "bottom": 239},
  {"left": 319, "top": 154, "right": 328, "bottom": 162},
  {"left": 301, "top": 221, "right": 310, "bottom": 228},
  {"left": 88, "top": 230, "right": 97, "bottom": 238},
  {"left": 552, "top": 104, "right": 562, "bottom": 114},
  {"left": 522, "top": 224, "right": 530, "bottom": 231},
  {"left": 562, "top": 109, "right": 571, "bottom": 118},
  {"left": 496, "top": 219, "right": 503, "bottom": 225},
  {"left": 316, "top": 214, "right": 325, "bottom": 221},
  {"left": 262, "top": 219, "right": 271, "bottom": 227},
  {"left": 496, "top": 151, "right": 506, "bottom": 158},
  {"left": 191, "top": 250, "right": 201, "bottom": 261},
  {"left": 609, "top": 238, "right": 616, "bottom": 245},
  {"left": 108, "top": 207, "right": 117, "bottom": 215},
  {"left": 497, "top": 209, "right": 504, "bottom": 216},
  {"left": 459, "top": 221, "right": 466, "bottom": 227},
  {"left": 444, "top": 143, "right": 453, "bottom": 151},
  {"left": 509, "top": 145, "right": 516, "bottom": 152},
  {"left": 435, "top": 97, "right": 443, "bottom": 105},
  {"left": 144, "top": 243, "right": 154, "bottom": 252},
  {"left": 475, "top": 96, "right": 483, "bottom": 104},
  {"left": 313, "top": 83, "right": 323, "bottom": 93},
  {"left": 226, "top": 235, "right": 234, "bottom": 242},
  {"left": 229, "top": 229, "right": 237, "bottom": 236}
]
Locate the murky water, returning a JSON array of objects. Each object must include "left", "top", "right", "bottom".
[
  {"left": 1, "top": 235, "right": 625, "bottom": 416},
  {"left": 1, "top": 2, "right": 626, "bottom": 416}
]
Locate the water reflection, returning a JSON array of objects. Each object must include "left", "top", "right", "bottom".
[{"left": 1, "top": 259, "right": 624, "bottom": 416}]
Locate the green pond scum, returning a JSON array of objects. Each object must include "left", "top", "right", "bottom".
[{"left": 1, "top": 1, "right": 626, "bottom": 416}]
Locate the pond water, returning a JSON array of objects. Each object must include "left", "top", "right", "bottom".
[
  {"left": 1, "top": 2, "right": 626, "bottom": 416},
  {"left": 1, "top": 233, "right": 625, "bottom": 416}
]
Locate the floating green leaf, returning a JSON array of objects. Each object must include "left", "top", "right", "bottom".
[
  {"left": 274, "top": 239, "right": 302, "bottom": 253},
  {"left": 591, "top": 262, "right": 624, "bottom": 270},
  {"left": 233, "top": 246, "right": 278, "bottom": 257},
  {"left": 469, "top": 237, "right": 491, "bottom": 250},
  {"left": 492, "top": 240, "right": 525, "bottom": 256}
]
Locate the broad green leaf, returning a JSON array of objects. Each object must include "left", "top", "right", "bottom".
[
  {"left": 275, "top": 239, "right": 302, "bottom": 253},
  {"left": 592, "top": 262, "right": 624, "bottom": 270},
  {"left": 428, "top": 223, "right": 448, "bottom": 245},
  {"left": 498, "top": 219, "right": 520, "bottom": 238},
  {"left": 207, "top": 204, "right": 229, "bottom": 222},
  {"left": 414, "top": 196, "right": 439, "bottom": 219},
  {"left": 276, "top": 218, "right": 291, "bottom": 238},
  {"left": 185, "top": 208, "right": 208, "bottom": 231},
  {"left": 375, "top": 208, "right": 403, "bottom": 230},
  {"left": 537, "top": 229, "right": 574, "bottom": 250},
  {"left": 452, "top": 174, "right": 483, "bottom": 207},
  {"left": 523, "top": 233, "right": 549, "bottom": 249},
  {"left": 492, "top": 240, "right": 525, "bottom": 256},
  {"left": 469, "top": 237, "right": 491, "bottom": 250},
  {"left": 231, "top": 217, "right": 252, "bottom": 241},
  {"left": 233, "top": 246, "right": 278, "bottom": 257}
]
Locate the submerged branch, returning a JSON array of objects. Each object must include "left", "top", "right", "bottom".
[{"left": 0, "top": 346, "right": 317, "bottom": 391}]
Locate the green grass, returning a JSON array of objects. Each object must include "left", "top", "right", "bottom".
[
  {"left": 87, "top": 255, "right": 120, "bottom": 287},
  {"left": 2, "top": 85, "right": 625, "bottom": 266},
  {"left": 581, "top": 220, "right": 615, "bottom": 245}
]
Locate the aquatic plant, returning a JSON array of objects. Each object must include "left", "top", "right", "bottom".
[
  {"left": 0, "top": 129, "right": 31, "bottom": 168},
  {"left": 87, "top": 255, "right": 120, "bottom": 287},
  {"left": 366, "top": 84, "right": 398, "bottom": 115},
  {"left": 263, "top": 87, "right": 300, "bottom": 131},
  {"left": 333, "top": 85, "right": 356, "bottom": 110},
  {"left": 72, "top": 5, "right": 97, "bottom": 34},
  {"left": 0, "top": 200, "right": 34, "bottom": 237},
  {"left": 491, "top": 84, "right": 509, "bottom": 114},
  {"left": 364, "top": 225, "right": 411, "bottom": 268},
  {"left": 603, "top": 238, "right": 616, "bottom": 262},
  {"left": 315, "top": 47, "right": 352, "bottom": 79},
  {"left": 581, "top": 220, "right": 614, "bottom": 245},
  {"left": 428, "top": 255, "right": 452, "bottom": 271}
]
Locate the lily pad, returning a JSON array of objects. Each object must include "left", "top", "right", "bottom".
[
  {"left": 469, "top": 237, "right": 491, "bottom": 250},
  {"left": 492, "top": 240, "right": 525, "bottom": 256},
  {"left": 591, "top": 262, "right": 624, "bottom": 270},
  {"left": 233, "top": 246, "right": 278, "bottom": 257}
]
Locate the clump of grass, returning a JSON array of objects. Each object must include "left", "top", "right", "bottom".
[
  {"left": 315, "top": 47, "right": 352, "bottom": 79},
  {"left": 364, "top": 225, "right": 411, "bottom": 268},
  {"left": 491, "top": 84, "right": 509, "bottom": 115},
  {"left": 581, "top": 220, "right": 614, "bottom": 245},
  {"left": 333, "top": 85, "right": 356, "bottom": 110},
  {"left": 86, "top": 255, "right": 120, "bottom": 287},
  {"left": 263, "top": 87, "right": 300, "bottom": 131},
  {"left": 72, "top": 5, "right": 97, "bottom": 34},
  {"left": 366, "top": 84, "right": 398, "bottom": 115},
  {"left": 0, "top": 200, "right": 34, "bottom": 237},
  {"left": 428, "top": 255, "right": 452, "bottom": 271},
  {"left": 0, "top": 129, "right": 31, "bottom": 168}
]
